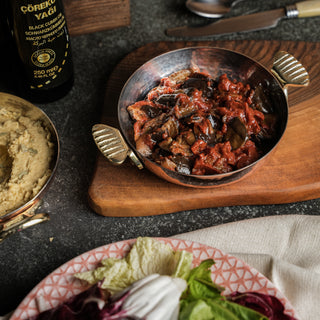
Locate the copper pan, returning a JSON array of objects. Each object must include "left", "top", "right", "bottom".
[{"left": 93, "top": 47, "right": 309, "bottom": 188}]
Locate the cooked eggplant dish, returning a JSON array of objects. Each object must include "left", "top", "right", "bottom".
[{"left": 127, "top": 68, "right": 277, "bottom": 175}]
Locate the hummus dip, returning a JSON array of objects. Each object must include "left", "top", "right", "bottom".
[{"left": 0, "top": 100, "right": 55, "bottom": 216}]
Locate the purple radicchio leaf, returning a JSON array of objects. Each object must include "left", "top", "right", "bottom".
[
  {"left": 228, "top": 291, "right": 297, "bottom": 320},
  {"left": 27, "top": 281, "right": 141, "bottom": 320}
]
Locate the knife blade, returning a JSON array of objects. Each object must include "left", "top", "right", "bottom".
[{"left": 166, "top": 1, "right": 320, "bottom": 37}]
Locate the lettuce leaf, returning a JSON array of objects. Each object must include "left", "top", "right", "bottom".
[
  {"left": 184, "top": 259, "right": 224, "bottom": 300},
  {"left": 74, "top": 237, "right": 193, "bottom": 293},
  {"left": 179, "top": 259, "right": 268, "bottom": 320}
]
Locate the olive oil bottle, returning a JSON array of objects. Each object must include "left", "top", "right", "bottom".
[
  {"left": 6, "top": 0, "right": 74, "bottom": 102},
  {"left": 0, "top": 1, "right": 12, "bottom": 89}
]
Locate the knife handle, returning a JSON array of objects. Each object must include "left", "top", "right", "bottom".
[{"left": 296, "top": 0, "right": 320, "bottom": 17}]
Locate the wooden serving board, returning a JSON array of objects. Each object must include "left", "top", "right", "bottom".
[
  {"left": 88, "top": 40, "right": 320, "bottom": 217},
  {"left": 63, "top": 0, "right": 130, "bottom": 36}
]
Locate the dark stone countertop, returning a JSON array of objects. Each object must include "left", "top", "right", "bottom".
[{"left": 1, "top": 0, "right": 320, "bottom": 315}]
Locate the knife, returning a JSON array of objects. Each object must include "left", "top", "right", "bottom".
[{"left": 166, "top": 1, "right": 320, "bottom": 37}]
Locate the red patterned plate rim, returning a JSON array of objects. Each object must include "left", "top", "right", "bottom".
[{"left": 10, "top": 237, "right": 297, "bottom": 319}]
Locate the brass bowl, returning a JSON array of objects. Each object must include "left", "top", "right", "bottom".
[{"left": 0, "top": 92, "right": 59, "bottom": 222}]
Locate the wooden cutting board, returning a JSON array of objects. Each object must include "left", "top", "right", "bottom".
[
  {"left": 88, "top": 40, "right": 320, "bottom": 217},
  {"left": 63, "top": 0, "right": 130, "bottom": 36}
]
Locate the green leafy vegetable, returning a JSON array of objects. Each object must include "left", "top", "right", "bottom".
[
  {"left": 74, "top": 237, "right": 193, "bottom": 293},
  {"left": 185, "top": 259, "right": 224, "bottom": 299},
  {"left": 179, "top": 259, "right": 268, "bottom": 320}
]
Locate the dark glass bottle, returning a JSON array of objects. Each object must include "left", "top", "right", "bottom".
[
  {"left": 7, "top": 0, "right": 74, "bottom": 102},
  {"left": 0, "top": 1, "right": 14, "bottom": 91}
]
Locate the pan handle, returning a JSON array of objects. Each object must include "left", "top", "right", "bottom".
[
  {"left": 0, "top": 212, "right": 50, "bottom": 243},
  {"left": 92, "top": 124, "right": 144, "bottom": 169},
  {"left": 127, "top": 149, "right": 144, "bottom": 170},
  {"left": 271, "top": 51, "right": 309, "bottom": 97}
]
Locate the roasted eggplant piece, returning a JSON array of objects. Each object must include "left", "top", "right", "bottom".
[
  {"left": 156, "top": 94, "right": 178, "bottom": 107},
  {"left": 251, "top": 85, "right": 274, "bottom": 114},
  {"left": 181, "top": 72, "right": 216, "bottom": 98},
  {"left": 127, "top": 101, "right": 162, "bottom": 122},
  {"left": 226, "top": 117, "right": 247, "bottom": 150},
  {"left": 168, "top": 69, "right": 192, "bottom": 83},
  {"left": 171, "top": 155, "right": 192, "bottom": 175}
]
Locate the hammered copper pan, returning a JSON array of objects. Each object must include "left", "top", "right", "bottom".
[{"left": 93, "top": 47, "right": 309, "bottom": 187}]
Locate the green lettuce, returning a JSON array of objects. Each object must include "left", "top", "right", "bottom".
[
  {"left": 74, "top": 237, "right": 193, "bottom": 292},
  {"left": 179, "top": 259, "right": 268, "bottom": 320}
]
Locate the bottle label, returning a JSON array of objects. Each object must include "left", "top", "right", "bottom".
[{"left": 12, "top": 0, "right": 73, "bottom": 90}]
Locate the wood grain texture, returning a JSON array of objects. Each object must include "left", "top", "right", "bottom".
[
  {"left": 88, "top": 40, "right": 320, "bottom": 217},
  {"left": 63, "top": 0, "right": 130, "bottom": 36}
]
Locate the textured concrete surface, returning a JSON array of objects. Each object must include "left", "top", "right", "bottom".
[{"left": 0, "top": 0, "right": 320, "bottom": 315}]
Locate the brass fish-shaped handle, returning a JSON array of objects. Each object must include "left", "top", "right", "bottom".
[
  {"left": 271, "top": 51, "right": 309, "bottom": 88},
  {"left": 92, "top": 124, "right": 143, "bottom": 169}
]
